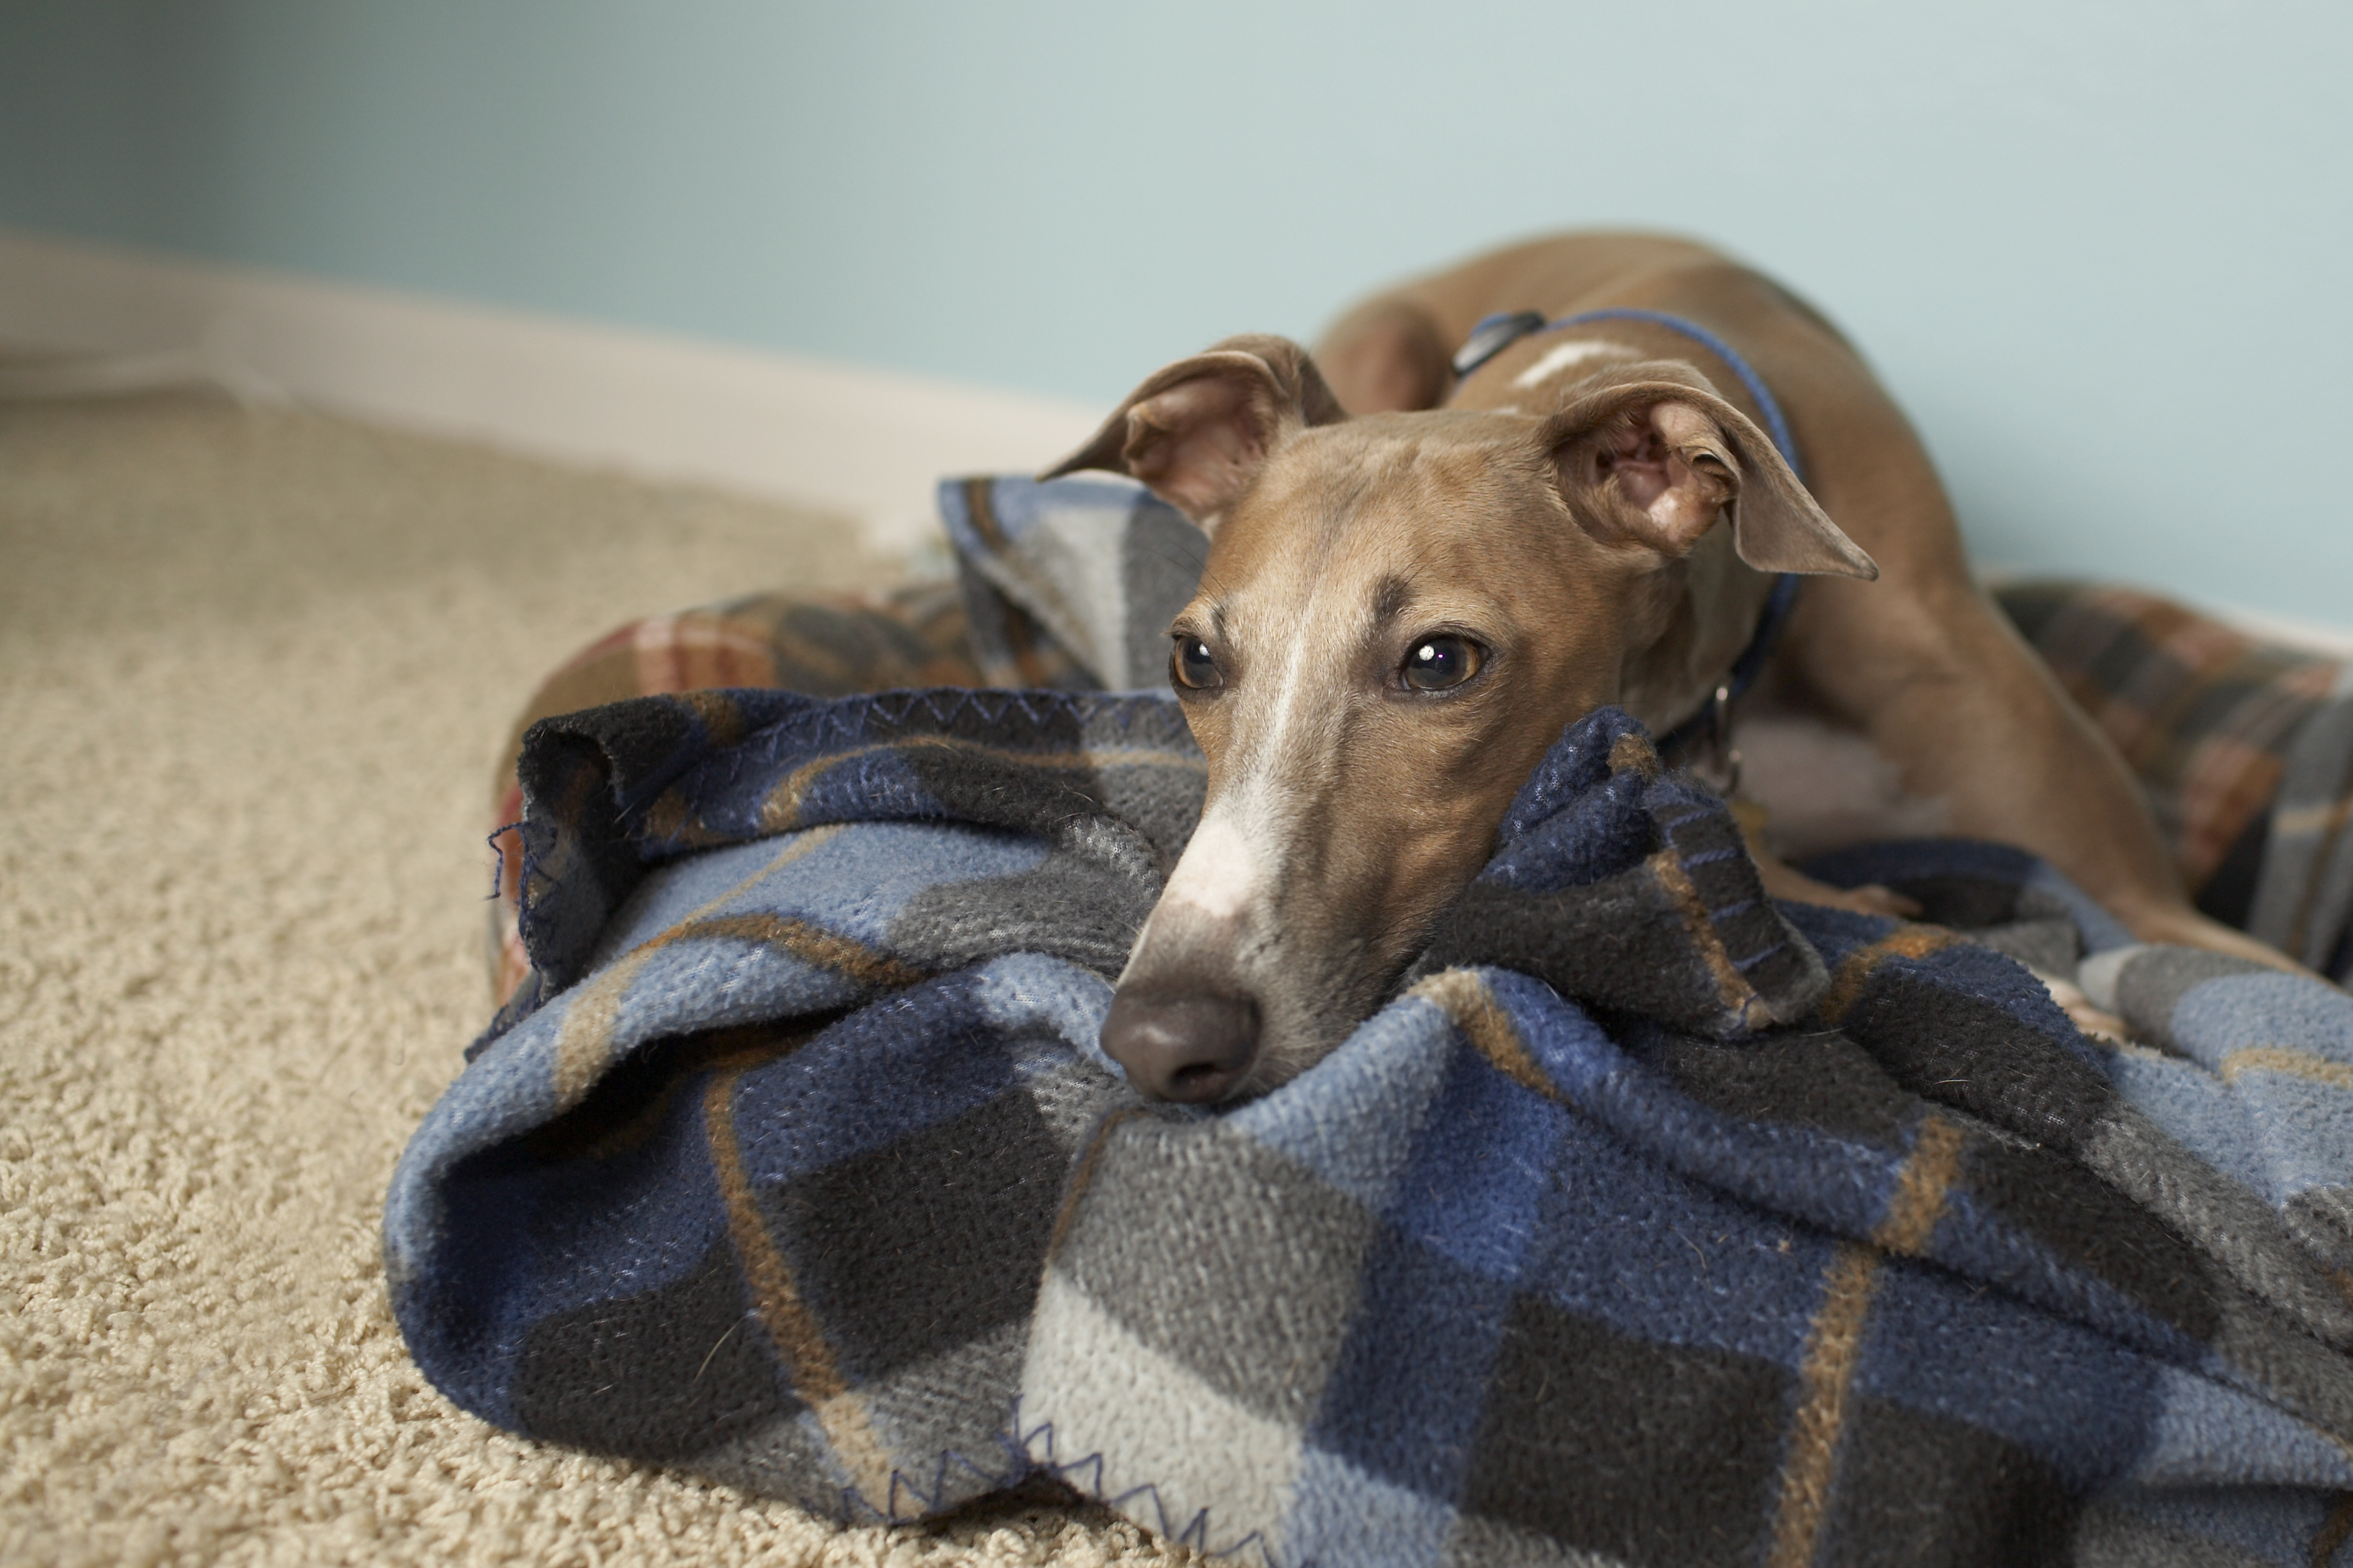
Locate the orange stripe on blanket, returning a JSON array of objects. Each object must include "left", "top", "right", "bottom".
[
  {"left": 1811, "top": 925, "right": 1959, "bottom": 1028},
  {"left": 1766, "top": 1112, "right": 1966, "bottom": 1568},
  {"left": 548, "top": 826, "right": 848, "bottom": 1106},
  {"left": 705, "top": 1066, "right": 897, "bottom": 1501}
]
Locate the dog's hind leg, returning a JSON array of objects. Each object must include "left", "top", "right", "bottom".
[{"left": 1314, "top": 298, "right": 1454, "bottom": 414}]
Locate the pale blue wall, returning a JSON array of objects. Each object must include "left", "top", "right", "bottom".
[{"left": 4, "top": 0, "right": 2348, "bottom": 624}]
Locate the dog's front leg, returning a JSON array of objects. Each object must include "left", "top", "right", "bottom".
[
  {"left": 1750, "top": 848, "right": 1923, "bottom": 920},
  {"left": 1785, "top": 572, "right": 2317, "bottom": 976}
]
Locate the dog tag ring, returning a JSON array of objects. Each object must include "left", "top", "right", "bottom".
[
  {"left": 1450, "top": 310, "right": 1552, "bottom": 381},
  {"left": 1693, "top": 681, "right": 1743, "bottom": 797}
]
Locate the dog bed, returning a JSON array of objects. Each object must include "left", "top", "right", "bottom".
[{"left": 397, "top": 478, "right": 2353, "bottom": 1566}]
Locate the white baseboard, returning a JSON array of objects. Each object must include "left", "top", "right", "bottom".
[
  {"left": 2216, "top": 608, "right": 2353, "bottom": 663},
  {"left": 0, "top": 227, "right": 1104, "bottom": 554}
]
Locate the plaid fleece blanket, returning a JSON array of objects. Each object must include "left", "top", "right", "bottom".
[
  {"left": 391, "top": 680, "right": 2353, "bottom": 1566},
  {"left": 2000, "top": 582, "right": 2353, "bottom": 983}
]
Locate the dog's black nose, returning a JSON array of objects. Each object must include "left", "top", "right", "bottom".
[{"left": 1101, "top": 990, "right": 1260, "bottom": 1103}]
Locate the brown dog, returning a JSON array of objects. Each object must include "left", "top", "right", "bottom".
[{"left": 1048, "top": 232, "right": 2287, "bottom": 1102}]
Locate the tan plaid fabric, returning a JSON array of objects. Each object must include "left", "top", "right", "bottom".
[
  {"left": 1996, "top": 581, "right": 2347, "bottom": 899},
  {"left": 487, "top": 582, "right": 1011, "bottom": 1003}
]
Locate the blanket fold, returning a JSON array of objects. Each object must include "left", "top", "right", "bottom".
[
  {"left": 1417, "top": 720, "right": 1826, "bottom": 1037},
  {"left": 394, "top": 680, "right": 2353, "bottom": 1567}
]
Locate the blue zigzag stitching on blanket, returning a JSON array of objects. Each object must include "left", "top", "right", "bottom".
[
  {"left": 1014, "top": 1404, "right": 1278, "bottom": 1567},
  {"left": 741, "top": 685, "right": 1198, "bottom": 751},
  {"left": 399, "top": 696, "right": 2353, "bottom": 1566},
  {"left": 830, "top": 1436, "right": 1037, "bottom": 1528}
]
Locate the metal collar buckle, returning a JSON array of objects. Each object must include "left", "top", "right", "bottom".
[
  {"left": 1449, "top": 310, "right": 1551, "bottom": 382},
  {"left": 1689, "top": 682, "right": 1743, "bottom": 797}
]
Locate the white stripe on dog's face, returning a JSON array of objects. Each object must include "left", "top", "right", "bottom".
[
  {"left": 1157, "top": 812, "right": 1262, "bottom": 922},
  {"left": 1246, "top": 596, "right": 1329, "bottom": 783},
  {"left": 1514, "top": 338, "right": 1640, "bottom": 390}
]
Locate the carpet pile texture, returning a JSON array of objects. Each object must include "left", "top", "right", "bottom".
[{"left": 0, "top": 390, "right": 1193, "bottom": 1566}]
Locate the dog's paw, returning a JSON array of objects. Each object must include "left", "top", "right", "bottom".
[
  {"left": 2115, "top": 904, "right": 2321, "bottom": 981},
  {"left": 2029, "top": 968, "right": 2133, "bottom": 1044},
  {"left": 1753, "top": 856, "right": 1924, "bottom": 919},
  {"left": 1829, "top": 881, "right": 1927, "bottom": 919}
]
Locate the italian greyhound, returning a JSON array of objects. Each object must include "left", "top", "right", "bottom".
[{"left": 1049, "top": 232, "right": 2288, "bottom": 1102}]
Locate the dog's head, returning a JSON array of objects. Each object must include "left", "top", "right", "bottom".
[{"left": 1047, "top": 335, "right": 1874, "bottom": 1102}]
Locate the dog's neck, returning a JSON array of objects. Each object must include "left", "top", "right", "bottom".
[{"left": 1448, "top": 331, "right": 1652, "bottom": 418}]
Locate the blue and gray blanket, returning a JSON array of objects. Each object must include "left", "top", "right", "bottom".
[{"left": 388, "top": 668, "right": 2353, "bottom": 1565}]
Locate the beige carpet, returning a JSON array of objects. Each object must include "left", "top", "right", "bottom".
[{"left": 0, "top": 391, "right": 1194, "bottom": 1567}]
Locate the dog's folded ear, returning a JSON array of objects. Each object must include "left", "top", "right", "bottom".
[
  {"left": 1042, "top": 335, "right": 1348, "bottom": 531},
  {"left": 1541, "top": 365, "right": 1878, "bottom": 579}
]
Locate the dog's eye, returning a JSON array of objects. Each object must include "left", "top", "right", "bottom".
[
  {"left": 1171, "top": 635, "right": 1224, "bottom": 691},
  {"left": 1401, "top": 635, "right": 1483, "bottom": 692}
]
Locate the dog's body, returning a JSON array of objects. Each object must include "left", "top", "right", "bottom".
[{"left": 1052, "top": 232, "right": 2288, "bottom": 1102}]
